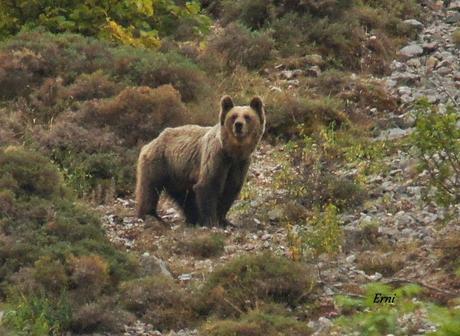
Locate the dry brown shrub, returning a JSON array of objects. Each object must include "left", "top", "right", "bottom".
[
  {"left": 120, "top": 275, "right": 197, "bottom": 331},
  {"left": 0, "top": 48, "right": 52, "bottom": 99},
  {"left": 82, "top": 85, "right": 188, "bottom": 146},
  {"left": 357, "top": 250, "right": 405, "bottom": 276},
  {"left": 70, "top": 297, "right": 135, "bottom": 333},
  {"left": 69, "top": 255, "right": 110, "bottom": 300},
  {"left": 66, "top": 71, "right": 122, "bottom": 101}
]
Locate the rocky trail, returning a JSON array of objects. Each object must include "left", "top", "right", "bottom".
[{"left": 94, "top": 3, "right": 460, "bottom": 336}]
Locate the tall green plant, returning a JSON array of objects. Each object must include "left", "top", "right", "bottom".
[
  {"left": 411, "top": 99, "right": 460, "bottom": 208},
  {"left": 0, "top": 0, "right": 211, "bottom": 45}
]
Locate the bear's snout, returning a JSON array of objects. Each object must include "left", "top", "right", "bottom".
[
  {"left": 233, "top": 120, "right": 247, "bottom": 138},
  {"left": 234, "top": 121, "right": 243, "bottom": 133}
]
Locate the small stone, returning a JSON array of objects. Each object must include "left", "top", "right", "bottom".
[
  {"left": 376, "top": 128, "right": 413, "bottom": 141},
  {"left": 446, "top": 11, "right": 460, "bottom": 23},
  {"left": 369, "top": 272, "right": 383, "bottom": 281},
  {"left": 318, "top": 317, "right": 333, "bottom": 328},
  {"left": 422, "top": 41, "right": 439, "bottom": 53},
  {"left": 406, "top": 58, "right": 421, "bottom": 68},
  {"left": 426, "top": 56, "right": 438, "bottom": 73},
  {"left": 399, "top": 44, "right": 423, "bottom": 59},
  {"left": 398, "top": 86, "right": 412, "bottom": 96},
  {"left": 436, "top": 66, "right": 452, "bottom": 76},
  {"left": 403, "top": 19, "right": 424, "bottom": 29},
  {"left": 346, "top": 254, "right": 356, "bottom": 263},
  {"left": 280, "top": 70, "right": 294, "bottom": 80},
  {"left": 178, "top": 273, "right": 192, "bottom": 281},
  {"left": 261, "top": 233, "right": 271, "bottom": 241},
  {"left": 292, "top": 69, "right": 304, "bottom": 77}
]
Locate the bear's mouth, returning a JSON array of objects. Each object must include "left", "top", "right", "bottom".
[{"left": 233, "top": 130, "right": 246, "bottom": 139}]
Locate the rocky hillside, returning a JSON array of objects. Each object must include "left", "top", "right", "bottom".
[{"left": 0, "top": 1, "right": 459, "bottom": 336}]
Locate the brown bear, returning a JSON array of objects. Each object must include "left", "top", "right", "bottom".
[{"left": 135, "top": 95, "right": 265, "bottom": 227}]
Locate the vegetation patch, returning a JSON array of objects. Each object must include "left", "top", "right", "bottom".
[
  {"left": 178, "top": 232, "right": 226, "bottom": 258},
  {"left": 0, "top": 146, "right": 138, "bottom": 334},
  {"left": 198, "top": 253, "right": 316, "bottom": 317}
]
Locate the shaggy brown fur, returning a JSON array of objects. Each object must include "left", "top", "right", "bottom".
[{"left": 136, "top": 95, "right": 265, "bottom": 227}]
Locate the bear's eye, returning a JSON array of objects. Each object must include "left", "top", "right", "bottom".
[
  {"left": 231, "top": 115, "right": 237, "bottom": 120},
  {"left": 244, "top": 115, "right": 251, "bottom": 122}
]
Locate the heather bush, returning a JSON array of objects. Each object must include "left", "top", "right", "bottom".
[
  {"left": 266, "top": 93, "right": 346, "bottom": 138},
  {"left": 66, "top": 71, "right": 122, "bottom": 101},
  {"left": 0, "top": 147, "right": 139, "bottom": 334},
  {"left": 199, "top": 253, "right": 315, "bottom": 317},
  {"left": 202, "top": 308, "right": 311, "bottom": 336},
  {"left": 112, "top": 47, "right": 209, "bottom": 102},
  {"left": 206, "top": 23, "right": 274, "bottom": 70},
  {"left": 120, "top": 276, "right": 197, "bottom": 330},
  {"left": 82, "top": 85, "right": 188, "bottom": 146},
  {"left": 179, "top": 232, "right": 225, "bottom": 258},
  {"left": 0, "top": 31, "right": 210, "bottom": 103}
]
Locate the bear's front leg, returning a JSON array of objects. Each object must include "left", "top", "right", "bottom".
[
  {"left": 218, "top": 161, "right": 249, "bottom": 227},
  {"left": 193, "top": 182, "right": 219, "bottom": 227}
]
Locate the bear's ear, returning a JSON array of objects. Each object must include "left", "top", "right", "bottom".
[
  {"left": 220, "top": 95, "right": 234, "bottom": 125},
  {"left": 250, "top": 96, "right": 265, "bottom": 124}
]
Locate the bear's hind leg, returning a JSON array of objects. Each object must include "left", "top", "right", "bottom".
[
  {"left": 182, "top": 192, "right": 199, "bottom": 225},
  {"left": 135, "top": 158, "right": 164, "bottom": 219}
]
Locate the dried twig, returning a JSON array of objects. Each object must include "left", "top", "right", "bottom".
[{"left": 383, "top": 277, "right": 459, "bottom": 296}]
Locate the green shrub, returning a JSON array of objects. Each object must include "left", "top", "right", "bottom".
[
  {"left": 199, "top": 253, "right": 315, "bottom": 317},
  {"left": 428, "top": 304, "right": 460, "bottom": 336},
  {"left": 0, "top": 147, "right": 139, "bottom": 334},
  {"left": 411, "top": 100, "right": 460, "bottom": 207},
  {"left": 0, "top": 146, "right": 64, "bottom": 199},
  {"left": 334, "top": 283, "right": 424, "bottom": 335},
  {"left": 301, "top": 204, "right": 343, "bottom": 258},
  {"left": 0, "top": 0, "right": 211, "bottom": 46},
  {"left": 120, "top": 276, "right": 197, "bottom": 331},
  {"left": 266, "top": 93, "right": 346, "bottom": 137},
  {"left": 3, "top": 292, "right": 72, "bottom": 336},
  {"left": 202, "top": 308, "right": 311, "bottom": 336}
]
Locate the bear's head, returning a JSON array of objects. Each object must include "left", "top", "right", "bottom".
[{"left": 219, "top": 95, "right": 265, "bottom": 144}]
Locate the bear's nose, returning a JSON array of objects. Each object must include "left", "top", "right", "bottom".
[{"left": 234, "top": 121, "right": 243, "bottom": 132}]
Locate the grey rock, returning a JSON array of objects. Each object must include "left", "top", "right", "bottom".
[
  {"left": 280, "top": 70, "right": 294, "bottom": 80},
  {"left": 436, "top": 66, "right": 452, "bottom": 75},
  {"left": 376, "top": 127, "right": 414, "bottom": 140},
  {"left": 399, "top": 44, "right": 423, "bottom": 58},
  {"left": 395, "top": 211, "right": 414, "bottom": 227},
  {"left": 398, "top": 86, "right": 412, "bottom": 96},
  {"left": 448, "top": 1, "right": 460, "bottom": 10},
  {"left": 178, "top": 273, "right": 192, "bottom": 281},
  {"left": 403, "top": 19, "right": 424, "bottom": 29},
  {"left": 446, "top": 11, "right": 460, "bottom": 23},
  {"left": 422, "top": 41, "right": 439, "bottom": 53}
]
